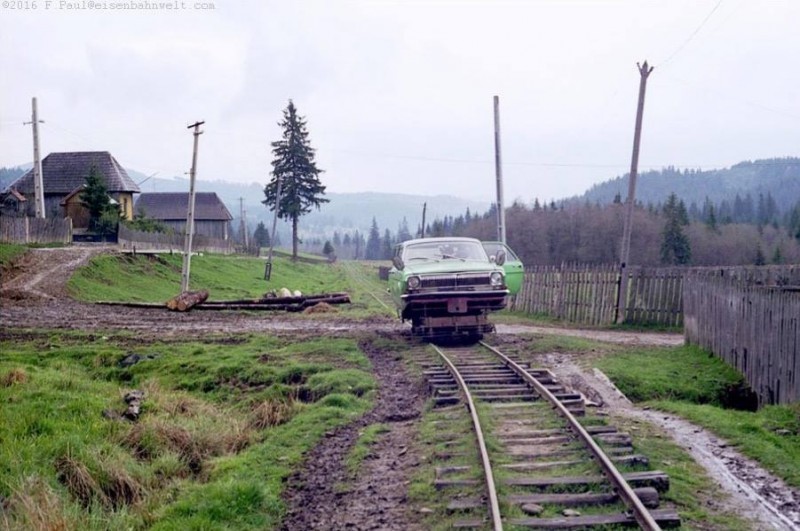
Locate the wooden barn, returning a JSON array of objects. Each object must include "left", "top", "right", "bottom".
[
  {"left": 2, "top": 151, "right": 140, "bottom": 227},
  {"left": 135, "top": 192, "right": 233, "bottom": 240}
]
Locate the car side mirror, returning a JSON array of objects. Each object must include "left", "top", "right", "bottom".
[
  {"left": 495, "top": 250, "right": 507, "bottom": 266},
  {"left": 392, "top": 256, "right": 405, "bottom": 270}
]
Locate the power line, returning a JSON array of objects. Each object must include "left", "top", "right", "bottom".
[{"left": 659, "top": 0, "right": 724, "bottom": 67}]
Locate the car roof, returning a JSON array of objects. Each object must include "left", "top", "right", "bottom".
[{"left": 399, "top": 237, "right": 481, "bottom": 247}]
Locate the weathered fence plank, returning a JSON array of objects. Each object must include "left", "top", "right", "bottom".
[
  {"left": 0, "top": 216, "right": 72, "bottom": 244},
  {"left": 118, "top": 225, "right": 234, "bottom": 255},
  {"left": 683, "top": 268, "right": 800, "bottom": 406}
]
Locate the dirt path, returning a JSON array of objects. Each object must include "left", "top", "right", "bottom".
[
  {"left": 1, "top": 246, "right": 112, "bottom": 300},
  {"left": 542, "top": 351, "right": 800, "bottom": 530},
  {"left": 498, "top": 323, "right": 684, "bottom": 347},
  {"left": 280, "top": 338, "right": 427, "bottom": 530}
]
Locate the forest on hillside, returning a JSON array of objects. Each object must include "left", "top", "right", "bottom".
[
  {"left": 579, "top": 157, "right": 800, "bottom": 216},
  {"left": 297, "top": 197, "right": 800, "bottom": 267}
]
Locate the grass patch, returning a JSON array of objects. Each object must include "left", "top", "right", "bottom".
[
  {"left": 0, "top": 331, "right": 375, "bottom": 529},
  {"left": 653, "top": 401, "right": 800, "bottom": 488},
  {"left": 0, "top": 242, "right": 27, "bottom": 268},
  {"left": 65, "top": 253, "right": 395, "bottom": 320},
  {"left": 67, "top": 253, "right": 352, "bottom": 303},
  {"left": 596, "top": 344, "right": 752, "bottom": 406},
  {"left": 595, "top": 343, "right": 800, "bottom": 489}
]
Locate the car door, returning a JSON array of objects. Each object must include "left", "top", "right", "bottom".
[
  {"left": 482, "top": 241, "right": 524, "bottom": 295},
  {"left": 387, "top": 246, "right": 405, "bottom": 310}
]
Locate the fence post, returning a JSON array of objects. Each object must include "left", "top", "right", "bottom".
[
  {"left": 615, "top": 263, "right": 628, "bottom": 324},
  {"left": 555, "top": 262, "right": 566, "bottom": 319}
]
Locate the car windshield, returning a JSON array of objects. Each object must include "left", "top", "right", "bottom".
[
  {"left": 482, "top": 242, "right": 519, "bottom": 262},
  {"left": 402, "top": 241, "right": 489, "bottom": 262}
]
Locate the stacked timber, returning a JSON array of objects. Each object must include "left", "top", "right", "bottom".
[{"left": 166, "top": 290, "right": 209, "bottom": 312}]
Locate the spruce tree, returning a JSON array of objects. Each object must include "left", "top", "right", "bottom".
[
  {"left": 253, "top": 221, "right": 270, "bottom": 248},
  {"left": 660, "top": 193, "right": 691, "bottom": 265},
  {"left": 263, "top": 100, "right": 328, "bottom": 259},
  {"left": 365, "top": 217, "right": 381, "bottom": 260},
  {"left": 381, "top": 229, "right": 393, "bottom": 259},
  {"left": 397, "top": 217, "right": 412, "bottom": 242},
  {"left": 81, "top": 165, "right": 119, "bottom": 233}
]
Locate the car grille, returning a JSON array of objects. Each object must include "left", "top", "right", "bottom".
[{"left": 419, "top": 272, "right": 492, "bottom": 290}]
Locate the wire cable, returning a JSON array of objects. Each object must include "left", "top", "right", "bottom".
[{"left": 659, "top": 0, "right": 724, "bottom": 68}]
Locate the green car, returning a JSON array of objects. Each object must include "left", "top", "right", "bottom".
[
  {"left": 481, "top": 241, "right": 524, "bottom": 295},
  {"left": 388, "top": 237, "right": 510, "bottom": 338}
]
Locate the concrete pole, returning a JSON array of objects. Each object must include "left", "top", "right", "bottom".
[
  {"left": 617, "top": 61, "right": 654, "bottom": 324},
  {"left": 29, "top": 97, "right": 46, "bottom": 218},
  {"left": 266, "top": 173, "right": 283, "bottom": 276},
  {"left": 493, "top": 95, "right": 506, "bottom": 244},
  {"left": 421, "top": 202, "right": 427, "bottom": 238},
  {"left": 181, "top": 121, "right": 204, "bottom": 293},
  {"left": 239, "top": 197, "right": 249, "bottom": 248}
]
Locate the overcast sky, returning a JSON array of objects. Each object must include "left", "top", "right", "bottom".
[{"left": 2, "top": 0, "right": 799, "bottom": 204}]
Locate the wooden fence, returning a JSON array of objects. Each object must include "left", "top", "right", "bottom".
[
  {"left": 509, "top": 264, "right": 800, "bottom": 328},
  {"left": 684, "top": 266, "right": 800, "bottom": 405},
  {"left": 0, "top": 216, "right": 72, "bottom": 244},
  {"left": 509, "top": 264, "right": 620, "bottom": 325},
  {"left": 118, "top": 225, "right": 234, "bottom": 255},
  {"left": 618, "top": 266, "right": 684, "bottom": 327},
  {"left": 508, "top": 264, "right": 684, "bottom": 326}
]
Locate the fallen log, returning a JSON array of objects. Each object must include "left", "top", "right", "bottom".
[
  {"left": 197, "top": 294, "right": 351, "bottom": 311},
  {"left": 94, "top": 292, "right": 350, "bottom": 312},
  {"left": 166, "top": 290, "right": 209, "bottom": 312}
]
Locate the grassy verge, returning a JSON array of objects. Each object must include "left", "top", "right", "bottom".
[
  {"left": 0, "top": 242, "right": 27, "bottom": 268},
  {"left": 495, "top": 309, "right": 682, "bottom": 333},
  {"left": 66, "top": 254, "right": 389, "bottom": 313},
  {"left": 67, "top": 253, "right": 351, "bottom": 302},
  {"left": 0, "top": 331, "right": 375, "bottom": 529},
  {"left": 68, "top": 253, "right": 395, "bottom": 320},
  {"left": 594, "top": 344, "right": 800, "bottom": 489},
  {"left": 611, "top": 414, "right": 751, "bottom": 529}
]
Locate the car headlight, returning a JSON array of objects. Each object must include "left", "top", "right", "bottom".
[
  {"left": 490, "top": 271, "right": 503, "bottom": 287},
  {"left": 407, "top": 276, "right": 421, "bottom": 289}
]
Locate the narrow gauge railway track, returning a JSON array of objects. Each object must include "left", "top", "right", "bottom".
[{"left": 412, "top": 341, "right": 681, "bottom": 529}]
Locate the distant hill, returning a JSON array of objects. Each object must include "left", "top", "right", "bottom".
[
  {"left": 576, "top": 157, "right": 800, "bottom": 214},
  {"left": 130, "top": 170, "right": 489, "bottom": 238},
  {"left": 0, "top": 166, "right": 28, "bottom": 190}
]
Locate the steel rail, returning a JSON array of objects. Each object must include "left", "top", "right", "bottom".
[
  {"left": 479, "top": 341, "right": 661, "bottom": 531},
  {"left": 431, "top": 345, "right": 504, "bottom": 531},
  {"left": 341, "top": 262, "right": 393, "bottom": 312}
]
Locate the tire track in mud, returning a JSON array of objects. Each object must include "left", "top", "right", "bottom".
[{"left": 280, "top": 338, "right": 427, "bottom": 531}]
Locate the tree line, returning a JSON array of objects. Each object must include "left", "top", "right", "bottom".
[{"left": 296, "top": 193, "right": 800, "bottom": 267}]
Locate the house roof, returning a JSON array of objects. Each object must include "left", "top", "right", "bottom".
[
  {"left": 135, "top": 193, "right": 233, "bottom": 221},
  {"left": 7, "top": 151, "right": 140, "bottom": 195},
  {"left": 7, "top": 189, "right": 27, "bottom": 202}
]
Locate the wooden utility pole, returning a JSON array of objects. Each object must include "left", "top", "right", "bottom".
[
  {"left": 617, "top": 61, "right": 654, "bottom": 324},
  {"left": 493, "top": 95, "right": 506, "bottom": 244},
  {"left": 24, "top": 97, "right": 46, "bottom": 218},
  {"left": 265, "top": 174, "right": 283, "bottom": 280},
  {"left": 181, "top": 121, "right": 204, "bottom": 293},
  {"left": 239, "top": 197, "right": 249, "bottom": 249},
  {"left": 421, "top": 202, "right": 427, "bottom": 238}
]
